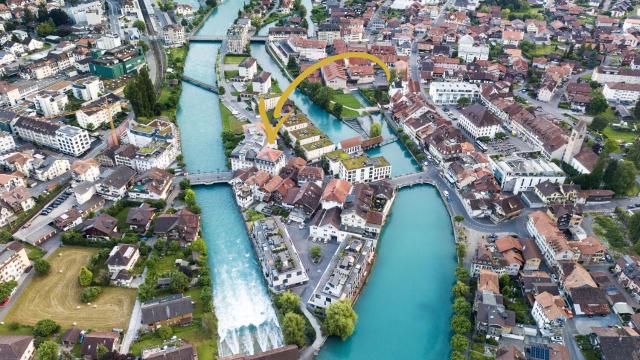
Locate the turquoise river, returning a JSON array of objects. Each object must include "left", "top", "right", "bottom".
[{"left": 175, "top": 0, "right": 456, "bottom": 357}]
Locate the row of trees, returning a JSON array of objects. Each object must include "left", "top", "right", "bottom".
[
  {"left": 449, "top": 266, "right": 472, "bottom": 360},
  {"left": 124, "top": 68, "right": 158, "bottom": 118}
]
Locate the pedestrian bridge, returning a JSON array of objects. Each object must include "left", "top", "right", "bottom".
[
  {"left": 186, "top": 171, "right": 234, "bottom": 185},
  {"left": 189, "top": 35, "right": 268, "bottom": 42},
  {"left": 182, "top": 75, "right": 218, "bottom": 94},
  {"left": 390, "top": 171, "right": 434, "bottom": 189},
  {"left": 186, "top": 170, "right": 434, "bottom": 188}
]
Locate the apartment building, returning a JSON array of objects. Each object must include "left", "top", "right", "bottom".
[
  {"left": 287, "top": 36, "right": 327, "bottom": 61},
  {"left": 429, "top": 82, "right": 480, "bottom": 105},
  {"left": 491, "top": 155, "right": 565, "bottom": 194},
  {"left": 602, "top": 82, "right": 640, "bottom": 104},
  {"left": 72, "top": 76, "right": 103, "bottom": 101},
  {"left": 527, "top": 211, "right": 577, "bottom": 269},
  {"left": 11, "top": 117, "right": 91, "bottom": 157},
  {"left": 458, "top": 104, "right": 502, "bottom": 139},
  {"left": 76, "top": 94, "right": 123, "bottom": 130},
  {"left": 0, "top": 131, "right": 15, "bottom": 153},
  {"left": 35, "top": 92, "right": 68, "bottom": 117},
  {"left": 163, "top": 24, "right": 185, "bottom": 46},
  {"left": 0, "top": 241, "right": 30, "bottom": 282},
  {"left": 591, "top": 66, "right": 640, "bottom": 84},
  {"left": 227, "top": 19, "right": 250, "bottom": 54},
  {"left": 339, "top": 155, "right": 391, "bottom": 184}
]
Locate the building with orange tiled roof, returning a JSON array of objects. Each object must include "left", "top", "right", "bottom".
[
  {"left": 532, "top": 291, "right": 571, "bottom": 332},
  {"left": 320, "top": 179, "right": 352, "bottom": 210},
  {"left": 527, "top": 211, "right": 577, "bottom": 269}
]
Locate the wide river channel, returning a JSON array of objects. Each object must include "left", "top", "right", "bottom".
[{"left": 175, "top": 0, "right": 456, "bottom": 357}]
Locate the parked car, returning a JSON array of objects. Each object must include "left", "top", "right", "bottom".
[{"left": 551, "top": 336, "right": 563, "bottom": 343}]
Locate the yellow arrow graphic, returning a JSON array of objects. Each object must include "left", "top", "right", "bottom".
[{"left": 259, "top": 52, "right": 392, "bottom": 145}]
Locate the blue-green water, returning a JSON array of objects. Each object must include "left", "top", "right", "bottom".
[
  {"left": 176, "top": 1, "right": 283, "bottom": 356},
  {"left": 176, "top": 0, "right": 455, "bottom": 357}
]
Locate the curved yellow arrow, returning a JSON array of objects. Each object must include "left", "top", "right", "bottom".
[{"left": 259, "top": 52, "right": 391, "bottom": 144}]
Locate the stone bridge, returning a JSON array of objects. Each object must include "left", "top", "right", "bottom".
[
  {"left": 189, "top": 35, "right": 268, "bottom": 42},
  {"left": 390, "top": 171, "right": 434, "bottom": 189}
]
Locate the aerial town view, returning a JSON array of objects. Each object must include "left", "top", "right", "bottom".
[{"left": 1, "top": 0, "right": 640, "bottom": 358}]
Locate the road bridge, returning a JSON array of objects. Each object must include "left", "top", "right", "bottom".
[
  {"left": 390, "top": 171, "right": 434, "bottom": 189},
  {"left": 186, "top": 171, "right": 233, "bottom": 185},
  {"left": 189, "top": 35, "right": 268, "bottom": 42}
]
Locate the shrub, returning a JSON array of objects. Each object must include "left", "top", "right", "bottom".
[
  {"left": 80, "top": 287, "right": 102, "bottom": 303},
  {"left": 33, "top": 319, "right": 60, "bottom": 337}
]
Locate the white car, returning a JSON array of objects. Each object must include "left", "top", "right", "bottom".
[
  {"left": 443, "top": 190, "right": 449, "bottom": 197},
  {"left": 551, "top": 336, "right": 563, "bottom": 343}
]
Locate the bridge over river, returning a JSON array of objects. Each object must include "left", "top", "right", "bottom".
[
  {"left": 189, "top": 35, "right": 268, "bottom": 42},
  {"left": 187, "top": 170, "right": 434, "bottom": 189}
]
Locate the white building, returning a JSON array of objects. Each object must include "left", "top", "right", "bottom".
[
  {"left": 11, "top": 117, "right": 91, "bottom": 157},
  {"left": 72, "top": 76, "right": 103, "bottom": 101},
  {"left": 126, "top": 118, "right": 178, "bottom": 147},
  {"left": 309, "top": 208, "right": 347, "bottom": 243},
  {"left": 429, "top": 82, "right": 480, "bottom": 105},
  {"left": 458, "top": 104, "right": 502, "bottom": 139},
  {"left": 35, "top": 92, "right": 69, "bottom": 117},
  {"left": 531, "top": 291, "right": 569, "bottom": 331},
  {"left": 252, "top": 71, "right": 272, "bottom": 94},
  {"left": 106, "top": 244, "right": 140, "bottom": 277},
  {"left": 227, "top": 19, "right": 250, "bottom": 54},
  {"left": 238, "top": 57, "right": 257, "bottom": 80},
  {"left": 457, "top": 35, "right": 489, "bottom": 63},
  {"left": 65, "top": 0, "right": 104, "bottom": 26},
  {"left": 54, "top": 126, "right": 92, "bottom": 157},
  {"left": 0, "top": 241, "right": 30, "bottom": 282},
  {"left": 96, "top": 34, "right": 122, "bottom": 50},
  {"left": 591, "top": 66, "right": 640, "bottom": 84},
  {"left": 255, "top": 147, "right": 285, "bottom": 175},
  {"left": 287, "top": 36, "right": 327, "bottom": 61},
  {"left": 72, "top": 158, "right": 101, "bottom": 182},
  {"left": 76, "top": 95, "right": 123, "bottom": 130},
  {"left": 162, "top": 24, "right": 185, "bottom": 46},
  {"left": 527, "top": 211, "right": 577, "bottom": 269},
  {"left": 0, "top": 132, "right": 15, "bottom": 153},
  {"left": 491, "top": 156, "right": 565, "bottom": 194},
  {"left": 602, "top": 82, "right": 640, "bottom": 105},
  {"left": 33, "top": 157, "right": 70, "bottom": 181},
  {"left": 339, "top": 155, "right": 391, "bottom": 184}
]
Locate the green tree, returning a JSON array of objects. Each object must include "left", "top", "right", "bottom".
[
  {"left": 275, "top": 290, "right": 300, "bottom": 314},
  {"left": 324, "top": 299, "right": 357, "bottom": 340},
  {"left": 133, "top": 19, "right": 146, "bottom": 32},
  {"left": 457, "top": 97, "right": 470, "bottom": 107},
  {"left": 455, "top": 267, "right": 470, "bottom": 283},
  {"left": 80, "top": 286, "right": 103, "bottom": 303},
  {"left": 0, "top": 230, "right": 14, "bottom": 243},
  {"left": 282, "top": 312, "right": 306, "bottom": 347},
  {"left": 453, "top": 215, "right": 464, "bottom": 223},
  {"left": 78, "top": 267, "right": 93, "bottom": 286},
  {"left": 453, "top": 297, "right": 471, "bottom": 316},
  {"left": 96, "top": 344, "right": 109, "bottom": 359},
  {"left": 604, "top": 160, "right": 637, "bottom": 195},
  {"left": 124, "top": 67, "right": 157, "bottom": 117},
  {"left": 634, "top": 100, "right": 640, "bottom": 121},
  {"left": 138, "top": 280, "right": 157, "bottom": 302},
  {"left": 333, "top": 103, "right": 343, "bottom": 118},
  {"left": 603, "top": 139, "right": 619, "bottom": 155},
  {"left": 34, "top": 259, "right": 50, "bottom": 275},
  {"left": 450, "top": 315, "right": 472, "bottom": 334},
  {"left": 627, "top": 142, "right": 640, "bottom": 167},
  {"left": 191, "top": 238, "right": 206, "bottom": 253},
  {"left": 33, "top": 319, "right": 60, "bottom": 337},
  {"left": 35, "top": 19, "right": 55, "bottom": 37},
  {"left": 586, "top": 94, "right": 608, "bottom": 115},
  {"left": 590, "top": 115, "right": 609, "bottom": 132},
  {"left": 169, "top": 270, "right": 190, "bottom": 293},
  {"left": 450, "top": 334, "right": 468, "bottom": 352},
  {"left": 201, "top": 312, "right": 217, "bottom": 336},
  {"left": 35, "top": 340, "right": 59, "bottom": 360},
  {"left": 48, "top": 8, "right": 71, "bottom": 26},
  {"left": 157, "top": 326, "right": 173, "bottom": 339},
  {"left": 0, "top": 280, "right": 17, "bottom": 302},
  {"left": 370, "top": 122, "right": 382, "bottom": 138},
  {"left": 184, "top": 188, "right": 196, "bottom": 206},
  {"left": 310, "top": 245, "right": 322, "bottom": 263},
  {"left": 450, "top": 351, "right": 466, "bottom": 360},
  {"left": 451, "top": 281, "right": 469, "bottom": 298}
]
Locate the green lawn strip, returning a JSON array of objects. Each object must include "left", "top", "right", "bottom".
[
  {"left": 602, "top": 127, "right": 638, "bottom": 143},
  {"left": 224, "top": 70, "right": 239, "bottom": 80},
  {"left": 332, "top": 92, "right": 363, "bottom": 109},
  {"left": 115, "top": 207, "right": 131, "bottom": 231},
  {"left": 219, "top": 103, "right": 246, "bottom": 134},
  {"left": 155, "top": 253, "right": 181, "bottom": 274},
  {"left": 593, "top": 216, "right": 629, "bottom": 251},
  {"left": 0, "top": 323, "right": 33, "bottom": 335},
  {"left": 22, "top": 242, "right": 45, "bottom": 260},
  {"left": 575, "top": 335, "right": 601, "bottom": 360},
  {"left": 224, "top": 55, "right": 247, "bottom": 65}
]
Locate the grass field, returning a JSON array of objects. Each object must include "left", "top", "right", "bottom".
[
  {"left": 6, "top": 247, "right": 136, "bottom": 330},
  {"left": 220, "top": 103, "right": 246, "bottom": 134},
  {"left": 332, "top": 92, "right": 363, "bottom": 109},
  {"left": 603, "top": 127, "right": 638, "bottom": 143},
  {"left": 224, "top": 54, "right": 247, "bottom": 65}
]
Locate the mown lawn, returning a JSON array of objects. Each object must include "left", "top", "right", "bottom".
[
  {"left": 332, "top": 92, "right": 363, "bottom": 109},
  {"left": 224, "top": 54, "right": 247, "bottom": 64},
  {"left": 220, "top": 103, "right": 246, "bottom": 134},
  {"left": 603, "top": 127, "right": 638, "bottom": 143},
  {"left": 224, "top": 70, "right": 239, "bottom": 80}
]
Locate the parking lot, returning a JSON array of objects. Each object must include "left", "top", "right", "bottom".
[
  {"left": 14, "top": 188, "right": 76, "bottom": 244},
  {"left": 484, "top": 136, "right": 535, "bottom": 156}
]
